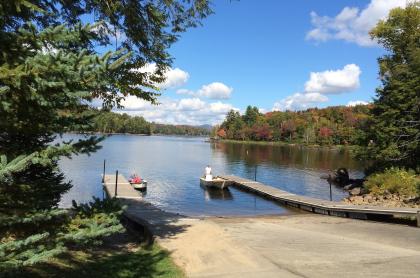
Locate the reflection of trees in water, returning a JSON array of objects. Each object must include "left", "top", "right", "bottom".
[{"left": 211, "top": 142, "right": 364, "bottom": 171}]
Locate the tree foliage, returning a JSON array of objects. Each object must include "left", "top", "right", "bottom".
[
  {"left": 89, "top": 111, "right": 152, "bottom": 134},
  {"left": 85, "top": 110, "right": 210, "bottom": 136},
  {"left": 152, "top": 123, "right": 210, "bottom": 136},
  {"left": 218, "top": 105, "right": 370, "bottom": 145},
  {"left": 0, "top": 0, "right": 211, "bottom": 272},
  {"left": 355, "top": 2, "right": 420, "bottom": 172},
  {"left": 0, "top": 153, "right": 124, "bottom": 272}
]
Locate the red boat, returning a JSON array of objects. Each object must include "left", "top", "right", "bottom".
[{"left": 129, "top": 174, "right": 148, "bottom": 190}]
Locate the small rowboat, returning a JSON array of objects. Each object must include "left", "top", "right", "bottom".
[
  {"left": 199, "top": 177, "right": 231, "bottom": 189},
  {"left": 129, "top": 179, "right": 148, "bottom": 190}
]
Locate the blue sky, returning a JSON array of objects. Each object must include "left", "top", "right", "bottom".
[{"left": 119, "top": 0, "right": 406, "bottom": 125}]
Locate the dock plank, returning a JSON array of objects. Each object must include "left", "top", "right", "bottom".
[
  {"left": 103, "top": 174, "right": 143, "bottom": 199},
  {"left": 219, "top": 175, "right": 420, "bottom": 225}
]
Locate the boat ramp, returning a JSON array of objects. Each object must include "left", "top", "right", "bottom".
[{"left": 102, "top": 173, "right": 420, "bottom": 227}]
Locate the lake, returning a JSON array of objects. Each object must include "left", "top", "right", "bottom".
[{"left": 59, "top": 135, "right": 365, "bottom": 216}]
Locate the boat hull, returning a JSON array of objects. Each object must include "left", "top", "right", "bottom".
[
  {"left": 131, "top": 180, "right": 147, "bottom": 190},
  {"left": 200, "top": 177, "right": 231, "bottom": 189}
]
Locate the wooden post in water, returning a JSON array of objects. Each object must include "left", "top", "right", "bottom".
[
  {"left": 115, "top": 170, "right": 119, "bottom": 197},
  {"left": 329, "top": 181, "right": 332, "bottom": 201},
  {"left": 417, "top": 211, "right": 420, "bottom": 228},
  {"left": 254, "top": 165, "right": 257, "bottom": 181},
  {"left": 102, "top": 159, "right": 106, "bottom": 183}
]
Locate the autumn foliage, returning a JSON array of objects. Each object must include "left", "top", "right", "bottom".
[{"left": 218, "top": 105, "right": 370, "bottom": 145}]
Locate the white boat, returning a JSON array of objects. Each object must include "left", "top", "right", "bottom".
[
  {"left": 130, "top": 180, "right": 147, "bottom": 190},
  {"left": 200, "top": 177, "right": 231, "bottom": 189}
]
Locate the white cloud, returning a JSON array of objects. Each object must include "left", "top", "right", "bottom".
[
  {"left": 161, "top": 67, "right": 190, "bottom": 89},
  {"left": 115, "top": 97, "right": 238, "bottom": 125},
  {"left": 197, "top": 82, "right": 233, "bottom": 99},
  {"left": 137, "top": 63, "right": 189, "bottom": 89},
  {"left": 120, "top": 96, "right": 153, "bottom": 111},
  {"left": 306, "top": 0, "right": 406, "bottom": 46},
  {"left": 273, "top": 92, "right": 328, "bottom": 111},
  {"left": 272, "top": 64, "right": 361, "bottom": 111},
  {"left": 177, "top": 82, "right": 233, "bottom": 99},
  {"left": 347, "top": 100, "right": 369, "bottom": 106},
  {"left": 304, "top": 64, "right": 361, "bottom": 94},
  {"left": 258, "top": 108, "right": 267, "bottom": 114},
  {"left": 178, "top": 98, "right": 206, "bottom": 111},
  {"left": 208, "top": 101, "right": 236, "bottom": 113}
]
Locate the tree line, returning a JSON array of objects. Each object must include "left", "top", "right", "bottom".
[
  {"left": 215, "top": 105, "right": 370, "bottom": 146},
  {"left": 86, "top": 111, "right": 210, "bottom": 136}
]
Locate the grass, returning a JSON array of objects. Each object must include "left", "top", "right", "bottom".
[{"left": 8, "top": 231, "right": 184, "bottom": 278}]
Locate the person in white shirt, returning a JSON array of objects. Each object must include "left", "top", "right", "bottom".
[{"left": 204, "top": 165, "right": 213, "bottom": 181}]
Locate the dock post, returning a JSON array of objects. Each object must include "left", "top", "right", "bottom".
[
  {"left": 115, "top": 170, "right": 118, "bottom": 197},
  {"left": 254, "top": 165, "right": 257, "bottom": 181},
  {"left": 102, "top": 159, "right": 106, "bottom": 183},
  {"left": 329, "top": 181, "right": 332, "bottom": 201},
  {"left": 417, "top": 211, "right": 420, "bottom": 228}
]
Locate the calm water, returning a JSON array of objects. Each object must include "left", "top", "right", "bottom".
[{"left": 59, "top": 135, "right": 365, "bottom": 216}]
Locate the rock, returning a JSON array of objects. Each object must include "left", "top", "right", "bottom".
[
  {"left": 343, "top": 184, "right": 352, "bottom": 190},
  {"left": 350, "top": 187, "right": 362, "bottom": 196},
  {"left": 351, "top": 195, "right": 364, "bottom": 204},
  {"left": 363, "top": 195, "right": 373, "bottom": 202}
]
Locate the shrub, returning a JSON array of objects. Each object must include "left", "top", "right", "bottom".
[{"left": 364, "top": 168, "right": 420, "bottom": 197}]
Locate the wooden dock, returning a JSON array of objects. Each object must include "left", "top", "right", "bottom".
[
  {"left": 102, "top": 174, "right": 143, "bottom": 200},
  {"left": 219, "top": 175, "right": 420, "bottom": 227}
]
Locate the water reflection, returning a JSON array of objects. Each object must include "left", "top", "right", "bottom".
[
  {"left": 201, "top": 185, "right": 233, "bottom": 201},
  {"left": 212, "top": 142, "right": 361, "bottom": 170}
]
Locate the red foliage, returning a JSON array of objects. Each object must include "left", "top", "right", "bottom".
[
  {"left": 319, "top": 127, "right": 333, "bottom": 138},
  {"left": 264, "top": 112, "right": 275, "bottom": 119},
  {"left": 254, "top": 124, "right": 272, "bottom": 140},
  {"left": 217, "top": 128, "right": 226, "bottom": 138}
]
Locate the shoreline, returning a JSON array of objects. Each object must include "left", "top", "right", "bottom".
[
  {"left": 66, "top": 131, "right": 209, "bottom": 138},
  {"left": 65, "top": 133, "right": 357, "bottom": 149},
  {"left": 213, "top": 138, "right": 357, "bottom": 150}
]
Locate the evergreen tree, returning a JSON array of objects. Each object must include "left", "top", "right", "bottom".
[
  {"left": 0, "top": 153, "right": 124, "bottom": 271},
  {"left": 243, "top": 106, "right": 260, "bottom": 126},
  {"left": 356, "top": 3, "right": 420, "bottom": 172},
  {"left": 0, "top": 0, "right": 211, "bottom": 273}
]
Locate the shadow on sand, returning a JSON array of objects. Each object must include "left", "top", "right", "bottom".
[{"left": 122, "top": 198, "right": 193, "bottom": 242}]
